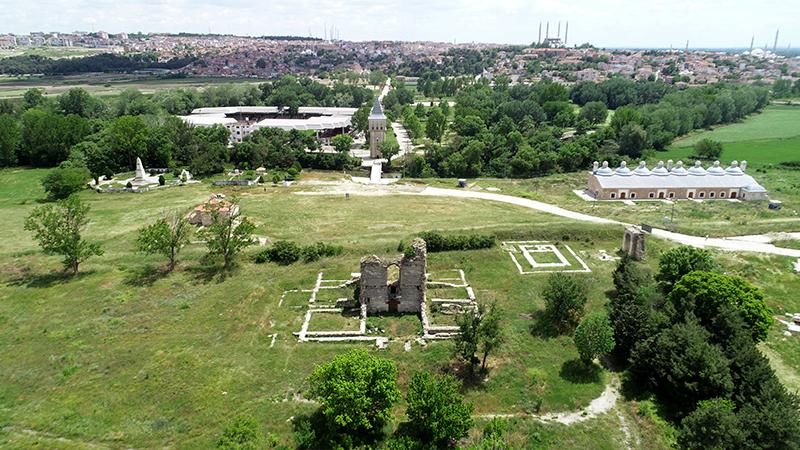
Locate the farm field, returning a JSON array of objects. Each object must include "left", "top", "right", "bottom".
[
  {"left": 673, "top": 104, "right": 800, "bottom": 147},
  {"left": 1, "top": 168, "right": 799, "bottom": 447},
  {"left": 0, "top": 75, "right": 263, "bottom": 99}
]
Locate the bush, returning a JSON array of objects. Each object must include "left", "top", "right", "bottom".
[
  {"left": 541, "top": 273, "right": 587, "bottom": 334},
  {"left": 158, "top": 174, "right": 165, "bottom": 186},
  {"left": 695, "top": 138, "right": 723, "bottom": 160},
  {"left": 417, "top": 231, "right": 495, "bottom": 252},
  {"left": 405, "top": 371, "right": 473, "bottom": 446},
  {"left": 217, "top": 416, "right": 266, "bottom": 450},
  {"left": 255, "top": 240, "right": 302, "bottom": 265},
  {"left": 41, "top": 166, "right": 90, "bottom": 200},
  {"left": 255, "top": 240, "right": 342, "bottom": 265}
]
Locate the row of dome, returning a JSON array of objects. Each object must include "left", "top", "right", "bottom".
[{"left": 592, "top": 160, "right": 748, "bottom": 177}]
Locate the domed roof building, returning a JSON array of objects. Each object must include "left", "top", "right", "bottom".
[{"left": 586, "top": 160, "right": 768, "bottom": 201}]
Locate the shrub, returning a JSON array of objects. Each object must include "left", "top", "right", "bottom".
[
  {"left": 541, "top": 273, "right": 587, "bottom": 334},
  {"left": 255, "top": 240, "right": 342, "bottom": 265},
  {"left": 41, "top": 166, "right": 90, "bottom": 200},
  {"left": 695, "top": 138, "right": 723, "bottom": 159},
  {"left": 217, "top": 416, "right": 266, "bottom": 450},
  {"left": 417, "top": 231, "right": 495, "bottom": 252},
  {"left": 255, "top": 240, "right": 302, "bottom": 265},
  {"left": 405, "top": 371, "right": 473, "bottom": 446},
  {"left": 158, "top": 174, "right": 165, "bottom": 186}
]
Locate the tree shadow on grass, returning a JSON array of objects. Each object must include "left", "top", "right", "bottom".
[
  {"left": 528, "top": 310, "right": 561, "bottom": 339},
  {"left": 7, "top": 269, "right": 95, "bottom": 288},
  {"left": 559, "top": 358, "right": 602, "bottom": 384},
  {"left": 444, "top": 360, "right": 490, "bottom": 391},
  {"left": 185, "top": 260, "right": 234, "bottom": 284},
  {"left": 123, "top": 264, "right": 171, "bottom": 287}
]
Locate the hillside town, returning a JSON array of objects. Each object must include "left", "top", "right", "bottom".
[{"left": 1, "top": 31, "right": 798, "bottom": 86}]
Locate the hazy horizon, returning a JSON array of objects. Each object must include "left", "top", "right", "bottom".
[{"left": 1, "top": 0, "right": 797, "bottom": 49}]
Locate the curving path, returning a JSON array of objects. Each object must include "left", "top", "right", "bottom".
[{"left": 414, "top": 187, "right": 800, "bottom": 258}]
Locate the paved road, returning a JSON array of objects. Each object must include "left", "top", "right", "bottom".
[
  {"left": 390, "top": 121, "right": 414, "bottom": 161},
  {"left": 417, "top": 187, "right": 800, "bottom": 258}
]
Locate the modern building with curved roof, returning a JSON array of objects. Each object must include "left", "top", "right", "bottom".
[
  {"left": 587, "top": 159, "right": 768, "bottom": 201},
  {"left": 181, "top": 106, "right": 357, "bottom": 143}
]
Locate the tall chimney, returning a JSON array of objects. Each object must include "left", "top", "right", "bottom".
[
  {"left": 667, "top": 159, "right": 673, "bottom": 171},
  {"left": 546, "top": 22, "right": 549, "bottom": 39},
  {"left": 557, "top": 21, "right": 561, "bottom": 38},
  {"left": 749, "top": 35, "right": 754, "bottom": 52},
  {"left": 565, "top": 21, "right": 569, "bottom": 46},
  {"left": 538, "top": 22, "right": 542, "bottom": 44}
]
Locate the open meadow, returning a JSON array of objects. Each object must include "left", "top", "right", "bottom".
[{"left": 1, "top": 167, "right": 799, "bottom": 447}]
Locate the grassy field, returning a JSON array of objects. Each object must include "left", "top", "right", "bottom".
[
  {"left": 0, "top": 75, "right": 263, "bottom": 99},
  {"left": 0, "top": 168, "right": 622, "bottom": 448},
  {"left": 673, "top": 105, "right": 800, "bottom": 147},
  {"left": 1, "top": 168, "right": 799, "bottom": 447},
  {"left": 0, "top": 47, "right": 113, "bottom": 60}
]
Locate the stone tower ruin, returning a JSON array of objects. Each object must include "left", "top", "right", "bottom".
[{"left": 359, "top": 238, "right": 427, "bottom": 314}]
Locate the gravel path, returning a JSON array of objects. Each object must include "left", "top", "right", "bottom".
[{"left": 418, "top": 187, "right": 800, "bottom": 257}]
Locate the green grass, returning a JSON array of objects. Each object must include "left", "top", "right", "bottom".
[
  {"left": 1, "top": 167, "right": 798, "bottom": 448},
  {"left": 0, "top": 168, "right": 620, "bottom": 448},
  {"left": 673, "top": 105, "right": 800, "bottom": 148},
  {"left": 656, "top": 136, "right": 800, "bottom": 168}
]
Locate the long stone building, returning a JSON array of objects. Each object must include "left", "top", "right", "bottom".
[{"left": 587, "top": 160, "right": 768, "bottom": 201}]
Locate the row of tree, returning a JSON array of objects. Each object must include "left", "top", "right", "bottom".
[
  {"left": 0, "top": 53, "right": 195, "bottom": 76},
  {"left": 25, "top": 195, "right": 256, "bottom": 276}
]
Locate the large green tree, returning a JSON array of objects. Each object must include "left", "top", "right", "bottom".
[
  {"left": 453, "top": 301, "right": 504, "bottom": 374},
  {"left": 656, "top": 245, "right": 717, "bottom": 293},
  {"left": 678, "top": 399, "right": 743, "bottom": 450},
  {"left": 573, "top": 313, "right": 615, "bottom": 365},
  {"left": 405, "top": 372, "right": 474, "bottom": 446},
  {"left": 0, "top": 114, "right": 20, "bottom": 166},
  {"left": 541, "top": 272, "right": 587, "bottom": 333},
  {"left": 308, "top": 349, "right": 400, "bottom": 435},
  {"left": 668, "top": 271, "right": 771, "bottom": 342},
  {"left": 24, "top": 195, "right": 103, "bottom": 274},
  {"left": 426, "top": 107, "right": 446, "bottom": 142}
]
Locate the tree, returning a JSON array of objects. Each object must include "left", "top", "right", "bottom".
[
  {"left": 137, "top": 211, "right": 192, "bottom": 271},
  {"left": 41, "top": 166, "right": 90, "bottom": 200},
  {"left": 678, "top": 398, "right": 744, "bottom": 450},
  {"left": 351, "top": 105, "right": 370, "bottom": 134},
  {"left": 453, "top": 301, "right": 504, "bottom": 374},
  {"left": 22, "top": 88, "right": 45, "bottom": 110},
  {"left": 58, "top": 87, "right": 97, "bottom": 118},
  {"left": 668, "top": 271, "right": 772, "bottom": 342},
  {"left": 203, "top": 202, "right": 255, "bottom": 270},
  {"left": 426, "top": 107, "right": 446, "bottom": 142},
  {"left": 656, "top": 245, "right": 717, "bottom": 293},
  {"left": 695, "top": 138, "right": 723, "bottom": 160},
  {"left": 618, "top": 122, "right": 647, "bottom": 158},
  {"left": 405, "top": 372, "right": 474, "bottom": 446},
  {"left": 0, "top": 114, "right": 20, "bottom": 166},
  {"left": 217, "top": 416, "right": 266, "bottom": 450},
  {"left": 330, "top": 134, "right": 353, "bottom": 153},
  {"left": 573, "top": 314, "right": 615, "bottom": 365},
  {"left": 578, "top": 101, "right": 608, "bottom": 125},
  {"left": 24, "top": 195, "right": 103, "bottom": 274},
  {"left": 379, "top": 139, "right": 400, "bottom": 167},
  {"left": 541, "top": 273, "right": 587, "bottom": 333},
  {"left": 309, "top": 349, "right": 400, "bottom": 435},
  {"left": 630, "top": 318, "right": 733, "bottom": 415}
]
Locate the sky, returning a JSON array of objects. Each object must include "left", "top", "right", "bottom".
[{"left": 1, "top": 0, "right": 797, "bottom": 49}]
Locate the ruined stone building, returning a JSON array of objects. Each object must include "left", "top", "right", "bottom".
[
  {"left": 622, "top": 226, "right": 646, "bottom": 261},
  {"left": 360, "top": 238, "right": 426, "bottom": 314}
]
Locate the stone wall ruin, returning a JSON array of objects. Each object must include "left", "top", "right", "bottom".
[{"left": 360, "top": 238, "right": 427, "bottom": 314}]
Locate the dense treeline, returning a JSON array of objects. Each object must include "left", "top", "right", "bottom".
[
  {"left": 0, "top": 53, "right": 195, "bottom": 76},
  {"left": 570, "top": 78, "right": 675, "bottom": 109},
  {"left": 0, "top": 76, "right": 369, "bottom": 176},
  {"left": 610, "top": 248, "right": 799, "bottom": 449},
  {"left": 401, "top": 79, "right": 769, "bottom": 179}
]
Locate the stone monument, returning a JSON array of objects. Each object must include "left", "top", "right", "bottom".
[
  {"left": 131, "top": 157, "right": 151, "bottom": 186},
  {"left": 622, "top": 226, "right": 646, "bottom": 261}
]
